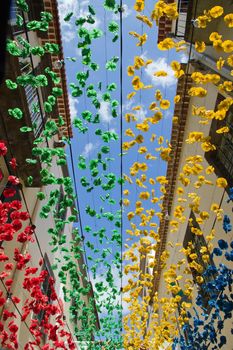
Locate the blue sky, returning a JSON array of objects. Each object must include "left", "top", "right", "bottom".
[{"left": 57, "top": 0, "right": 187, "bottom": 333}]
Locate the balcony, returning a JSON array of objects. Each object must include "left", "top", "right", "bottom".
[
  {"left": 0, "top": 52, "right": 42, "bottom": 187},
  {"left": 183, "top": 0, "right": 233, "bottom": 44}
]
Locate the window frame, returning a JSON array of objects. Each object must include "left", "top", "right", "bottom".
[{"left": 205, "top": 93, "right": 233, "bottom": 188}]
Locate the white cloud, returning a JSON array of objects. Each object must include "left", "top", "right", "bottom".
[
  {"left": 112, "top": 4, "right": 132, "bottom": 20},
  {"left": 82, "top": 142, "right": 96, "bottom": 157},
  {"left": 99, "top": 101, "right": 112, "bottom": 124},
  {"left": 123, "top": 99, "right": 134, "bottom": 113},
  {"left": 58, "top": 0, "right": 101, "bottom": 40},
  {"left": 57, "top": 0, "right": 79, "bottom": 26},
  {"left": 62, "top": 30, "right": 76, "bottom": 43},
  {"left": 164, "top": 110, "right": 173, "bottom": 120},
  {"left": 135, "top": 105, "right": 147, "bottom": 121},
  {"left": 68, "top": 94, "right": 79, "bottom": 121},
  {"left": 123, "top": 99, "right": 147, "bottom": 121},
  {"left": 145, "top": 57, "right": 177, "bottom": 88},
  {"left": 179, "top": 52, "right": 189, "bottom": 63}
]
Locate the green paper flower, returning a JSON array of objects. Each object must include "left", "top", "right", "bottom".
[
  {"left": 107, "top": 83, "right": 117, "bottom": 91},
  {"left": 20, "top": 126, "right": 32, "bottom": 132},
  {"left": 26, "top": 158, "right": 37, "bottom": 165},
  {"left": 44, "top": 43, "right": 60, "bottom": 54},
  {"left": 64, "top": 12, "right": 73, "bottom": 22},
  {"left": 108, "top": 21, "right": 119, "bottom": 33},
  {"left": 88, "top": 5, "right": 96, "bottom": 15},
  {"left": 44, "top": 101, "right": 53, "bottom": 113},
  {"left": 52, "top": 87, "right": 63, "bottom": 97},
  {"left": 104, "top": 0, "right": 116, "bottom": 10},
  {"left": 105, "top": 56, "right": 119, "bottom": 71},
  {"left": 8, "top": 108, "right": 23, "bottom": 119},
  {"left": 5, "top": 79, "right": 17, "bottom": 90},
  {"left": 27, "top": 176, "right": 33, "bottom": 186},
  {"left": 31, "top": 46, "right": 45, "bottom": 56},
  {"left": 16, "top": 0, "right": 29, "bottom": 12},
  {"left": 37, "top": 192, "right": 46, "bottom": 200}
]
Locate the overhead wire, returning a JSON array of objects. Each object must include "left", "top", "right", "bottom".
[{"left": 119, "top": 0, "right": 124, "bottom": 331}]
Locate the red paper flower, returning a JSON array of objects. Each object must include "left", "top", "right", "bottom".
[
  {"left": 8, "top": 322, "right": 18, "bottom": 333},
  {"left": 19, "top": 212, "right": 30, "bottom": 221},
  {"left": 0, "top": 142, "right": 7, "bottom": 156},
  {"left": 0, "top": 271, "right": 10, "bottom": 279},
  {"left": 3, "top": 310, "right": 16, "bottom": 321},
  {"left": 0, "top": 253, "right": 9, "bottom": 262},
  {"left": 12, "top": 219, "right": 22, "bottom": 231},
  {"left": 17, "top": 232, "right": 28, "bottom": 243},
  {"left": 8, "top": 176, "right": 20, "bottom": 186},
  {"left": 11, "top": 296, "right": 20, "bottom": 304},
  {"left": 5, "top": 278, "right": 13, "bottom": 287},
  {"left": 10, "top": 200, "right": 22, "bottom": 210},
  {"left": 25, "top": 267, "right": 38, "bottom": 276},
  {"left": 9, "top": 157, "right": 17, "bottom": 170},
  {"left": 3, "top": 188, "right": 16, "bottom": 198},
  {"left": 0, "top": 297, "right": 6, "bottom": 306},
  {"left": 5, "top": 263, "right": 14, "bottom": 270}
]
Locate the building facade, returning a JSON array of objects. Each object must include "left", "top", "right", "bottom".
[
  {"left": 151, "top": 0, "right": 233, "bottom": 348},
  {"left": 0, "top": 0, "right": 98, "bottom": 349}
]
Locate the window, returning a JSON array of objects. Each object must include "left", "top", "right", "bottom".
[
  {"left": 35, "top": 254, "right": 54, "bottom": 325},
  {"left": 54, "top": 186, "right": 67, "bottom": 237},
  {"left": 205, "top": 94, "right": 233, "bottom": 187},
  {"left": 179, "top": 0, "right": 189, "bottom": 13},
  {"left": 24, "top": 83, "right": 44, "bottom": 137},
  {"left": 183, "top": 212, "right": 217, "bottom": 310},
  {"left": 0, "top": 158, "right": 9, "bottom": 197}
]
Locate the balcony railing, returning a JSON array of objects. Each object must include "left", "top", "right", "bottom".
[{"left": 175, "top": 0, "right": 189, "bottom": 37}]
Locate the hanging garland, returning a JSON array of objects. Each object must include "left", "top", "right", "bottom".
[{"left": 0, "top": 0, "right": 233, "bottom": 349}]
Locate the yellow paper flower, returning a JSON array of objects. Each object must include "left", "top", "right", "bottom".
[
  {"left": 188, "top": 87, "right": 207, "bottom": 97},
  {"left": 209, "top": 6, "right": 224, "bottom": 19},
  {"left": 132, "top": 76, "right": 144, "bottom": 90},
  {"left": 227, "top": 55, "right": 233, "bottom": 67},
  {"left": 214, "top": 37, "right": 223, "bottom": 51},
  {"left": 154, "top": 70, "right": 168, "bottom": 77},
  {"left": 224, "top": 13, "right": 233, "bottom": 27},
  {"left": 136, "top": 14, "right": 153, "bottom": 27},
  {"left": 201, "top": 141, "right": 216, "bottom": 152},
  {"left": 137, "top": 33, "right": 147, "bottom": 46},
  {"left": 127, "top": 66, "right": 135, "bottom": 76},
  {"left": 158, "top": 38, "right": 175, "bottom": 51},
  {"left": 151, "top": 111, "right": 163, "bottom": 123},
  {"left": 125, "top": 128, "right": 135, "bottom": 137},
  {"left": 155, "top": 91, "right": 163, "bottom": 102},
  {"left": 127, "top": 92, "right": 136, "bottom": 100},
  {"left": 222, "top": 40, "right": 233, "bottom": 53},
  {"left": 216, "top": 177, "right": 228, "bottom": 188},
  {"left": 171, "top": 60, "right": 181, "bottom": 71},
  {"left": 216, "top": 126, "right": 230, "bottom": 133},
  {"left": 135, "top": 135, "right": 144, "bottom": 144},
  {"left": 195, "top": 41, "right": 206, "bottom": 53},
  {"left": 139, "top": 192, "right": 150, "bottom": 200},
  {"left": 134, "top": 56, "right": 145, "bottom": 69},
  {"left": 213, "top": 40, "right": 223, "bottom": 52},
  {"left": 138, "top": 146, "right": 147, "bottom": 154},
  {"left": 160, "top": 99, "right": 170, "bottom": 110},
  {"left": 149, "top": 102, "right": 157, "bottom": 110},
  {"left": 174, "top": 95, "right": 181, "bottom": 104},
  {"left": 216, "top": 57, "right": 225, "bottom": 70},
  {"left": 205, "top": 165, "right": 214, "bottom": 174},
  {"left": 209, "top": 32, "right": 222, "bottom": 41},
  {"left": 134, "top": 0, "right": 145, "bottom": 12},
  {"left": 127, "top": 212, "right": 135, "bottom": 221}
]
